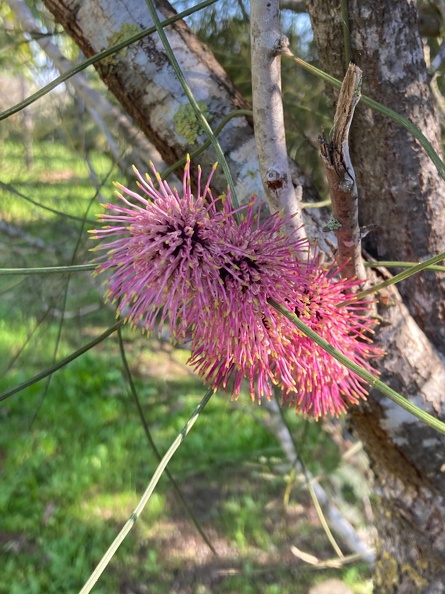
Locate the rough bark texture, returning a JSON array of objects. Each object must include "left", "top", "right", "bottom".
[
  {"left": 306, "top": 1, "right": 445, "bottom": 591},
  {"left": 40, "top": 0, "right": 318, "bottom": 205},
  {"left": 351, "top": 282, "right": 445, "bottom": 593},
  {"left": 307, "top": 0, "right": 445, "bottom": 353}
]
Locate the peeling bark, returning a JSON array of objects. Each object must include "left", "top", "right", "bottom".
[{"left": 307, "top": 0, "right": 445, "bottom": 352}]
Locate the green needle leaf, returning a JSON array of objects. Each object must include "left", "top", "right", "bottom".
[
  {"left": 269, "top": 298, "right": 445, "bottom": 435},
  {"left": 78, "top": 388, "right": 214, "bottom": 594}
]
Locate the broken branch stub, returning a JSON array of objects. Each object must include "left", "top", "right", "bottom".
[{"left": 319, "top": 63, "right": 366, "bottom": 282}]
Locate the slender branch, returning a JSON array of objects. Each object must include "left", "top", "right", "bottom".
[
  {"left": 0, "top": 322, "right": 123, "bottom": 402},
  {"left": 342, "top": 250, "right": 445, "bottom": 305},
  {"left": 79, "top": 389, "right": 214, "bottom": 594},
  {"left": 340, "top": 0, "right": 351, "bottom": 69},
  {"left": 250, "top": 0, "right": 306, "bottom": 241},
  {"left": 319, "top": 63, "right": 366, "bottom": 281},
  {"left": 364, "top": 261, "right": 445, "bottom": 273},
  {"left": 0, "top": 264, "right": 95, "bottom": 275},
  {"left": 117, "top": 328, "right": 217, "bottom": 555}
]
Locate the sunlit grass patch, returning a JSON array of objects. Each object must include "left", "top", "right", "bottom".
[{"left": 0, "top": 140, "right": 116, "bottom": 224}]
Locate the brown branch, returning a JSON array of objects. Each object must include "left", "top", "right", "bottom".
[{"left": 319, "top": 63, "right": 366, "bottom": 281}]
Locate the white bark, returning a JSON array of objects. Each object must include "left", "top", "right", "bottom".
[{"left": 250, "top": 0, "right": 306, "bottom": 240}]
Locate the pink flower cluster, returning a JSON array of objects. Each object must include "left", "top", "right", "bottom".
[{"left": 91, "top": 158, "right": 382, "bottom": 418}]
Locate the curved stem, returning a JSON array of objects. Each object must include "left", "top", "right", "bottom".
[{"left": 78, "top": 388, "right": 214, "bottom": 594}]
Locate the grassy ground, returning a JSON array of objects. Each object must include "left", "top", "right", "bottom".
[{"left": 0, "top": 139, "right": 373, "bottom": 593}]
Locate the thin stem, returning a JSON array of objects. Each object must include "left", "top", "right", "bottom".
[
  {"left": 29, "top": 176, "right": 106, "bottom": 426},
  {"left": 341, "top": 251, "right": 445, "bottom": 305},
  {"left": 340, "top": 0, "right": 351, "bottom": 69},
  {"left": 301, "top": 198, "right": 332, "bottom": 209},
  {"left": 364, "top": 261, "right": 445, "bottom": 273},
  {"left": 0, "top": 181, "right": 97, "bottom": 224},
  {"left": 78, "top": 388, "right": 214, "bottom": 594},
  {"left": 117, "top": 328, "right": 217, "bottom": 555},
  {"left": 144, "top": 0, "right": 239, "bottom": 210},
  {"left": 0, "top": 322, "right": 122, "bottom": 402},
  {"left": 0, "top": 264, "right": 95, "bottom": 275},
  {"left": 269, "top": 299, "right": 445, "bottom": 435}
]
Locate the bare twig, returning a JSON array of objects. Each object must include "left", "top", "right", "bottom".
[
  {"left": 250, "top": 0, "right": 306, "bottom": 241},
  {"left": 319, "top": 63, "right": 366, "bottom": 281}
]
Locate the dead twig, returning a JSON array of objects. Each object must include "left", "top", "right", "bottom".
[{"left": 319, "top": 63, "right": 366, "bottom": 281}]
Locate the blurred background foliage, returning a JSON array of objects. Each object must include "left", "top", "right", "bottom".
[{"left": 6, "top": 0, "right": 445, "bottom": 591}]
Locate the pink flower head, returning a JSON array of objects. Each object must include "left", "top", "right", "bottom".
[
  {"left": 90, "top": 156, "right": 226, "bottom": 339},
  {"left": 281, "top": 264, "right": 384, "bottom": 418},
  {"left": 187, "top": 202, "right": 310, "bottom": 401},
  {"left": 91, "top": 156, "right": 383, "bottom": 418}
]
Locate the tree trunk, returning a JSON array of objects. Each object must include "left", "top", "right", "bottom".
[
  {"left": 307, "top": 0, "right": 445, "bottom": 352},
  {"left": 306, "top": 1, "right": 445, "bottom": 591},
  {"left": 40, "top": 1, "right": 445, "bottom": 591}
]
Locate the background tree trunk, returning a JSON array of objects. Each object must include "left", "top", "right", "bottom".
[
  {"left": 307, "top": 0, "right": 445, "bottom": 351},
  {"left": 40, "top": 1, "right": 445, "bottom": 591},
  {"left": 306, "top": 1, "right": 445, "bottom": 591}
]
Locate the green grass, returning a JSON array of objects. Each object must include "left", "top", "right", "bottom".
[
  {"left": 0, "top": 140, "right": 115, "bottom": 223},
  {"left": 0, "top": 138, "right": 373, "bottom": 593}
]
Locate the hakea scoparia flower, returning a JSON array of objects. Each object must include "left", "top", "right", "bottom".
[
  {"left": 90, "top": 157, "right": 228, "bottom": 339},
  {"left": 91, "top": 156, "right": 383, "bottom": 418},
  {"left": 187, "top": 201, "right": 311, "bottom": 401},
  {"left": 279, "top": 264, "right": 384, "bottom": 418}
]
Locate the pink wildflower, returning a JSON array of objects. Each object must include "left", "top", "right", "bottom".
[
  {"left": 187, "top": 202, "right": 310, "bottom": 401},
  {"left": 280, "top": 264, "right": 383, "bottom": 418},
  {"left": 91, "top": 156, "right": 383, "bottom": 418},
  {"left": 90, "top": 157, "right": 225, "bottom": 339}
]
